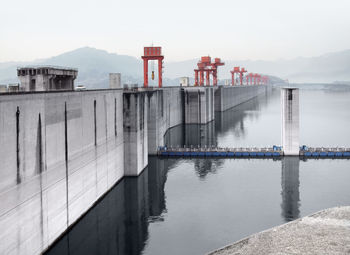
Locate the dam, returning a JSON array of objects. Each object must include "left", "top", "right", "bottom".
[{"left": 0, "top": 83, "right": 268, "bottom": 254}]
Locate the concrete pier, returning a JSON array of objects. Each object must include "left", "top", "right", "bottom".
[
  {"left": 281, "top": 88, "right": 299, "bottom": 155},
  {"left": 184, "top": 87, "right": 215, "bottom": 124},
  {"left": 0, "top": 84, "right": 269, "bottom": 254}
]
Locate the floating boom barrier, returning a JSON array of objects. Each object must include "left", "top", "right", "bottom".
[{"left": 157, "top": 145, "right": 350, "bottom": 158}]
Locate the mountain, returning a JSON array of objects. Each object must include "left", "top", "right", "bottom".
[
  {"left": 165, "top": 50, "right": 350, "bottom": 83},
  {"left": 1, "top": 47, "right": 350, "bottom": 87},
  {"left": 0, "top": 47, "right": 144, "bottom": 88}
]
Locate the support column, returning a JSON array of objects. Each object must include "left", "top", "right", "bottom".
[
  {"left": 143, "top": 59, "right": 148, "bottom": 88},
  {"left": 205, "top": 70, "right": 210, "bottom": 86},
  {"left": 213, "top": 70, "right": 217, "bottom": 86},
  {"left": 158, "top": 59, "right": 162, "bottom": 88},
  {"left": 231, "top": 73, "right": 234, "bottom": 86},
  {"left": 195, "top": 70, "right": 199, "bottom": 86},
  {"left": 200, "top": 71, "right": 204, "bottom": 86}
]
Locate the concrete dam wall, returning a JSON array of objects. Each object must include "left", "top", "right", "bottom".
[{"left": 0, "top": 85, "right": 268, "bottom": 254}]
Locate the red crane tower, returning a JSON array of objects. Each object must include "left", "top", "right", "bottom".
[
  {"left": 210, "top": 58, "right": 225, "bottom": 86},
  {"left": 201, "top": 56, "right": 212, "bottom": 86},
  {"left": 142, "top": 46, "right": 164, "bottom": 88},
  {"left": 230, "top": 67, "right": 240, "bottom": 86},
  {"left": 194, "top": 56, "right": 224, "bottom": 86},
  {"left": 247, "top": 73, "right": 254, "bottom": 85},
  {"left": 239, "top": 67, "right": 247, "bottom": 85}
]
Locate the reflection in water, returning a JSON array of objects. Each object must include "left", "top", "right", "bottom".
[
  {"left": 281, "top": 157, "right": 300, "bottom": 221},
  {"left": 194, "top": 158, "right": 224, "bottom": 180},
  {"left": 215, "top": 91, "right": 272, "bottom": 139},
  {"left": 45, "top": 158, "right": 170, "bottom": 255}
]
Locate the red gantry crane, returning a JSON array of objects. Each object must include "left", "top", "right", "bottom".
[
  {"left": 230, "top": 67, "right": 240, "bottom": 86},
  {"left": 239, "top": 67, "right": 247, "bottom": 85},
  {"left": 142, "top": 46, "right": 164, "bottom": 88},
  {"left": 247, "top": 73, "right": 254, "bottom": 85},
  {"left": 210, "top": 58, "right": 225, "bottom": 86},
  {"left": 194, "top": 56, "right": 225, "bottom": 86}
]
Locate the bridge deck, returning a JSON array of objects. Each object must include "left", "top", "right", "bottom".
[{"left": 157, "top": 146, "right": 350, "bottom": 158}]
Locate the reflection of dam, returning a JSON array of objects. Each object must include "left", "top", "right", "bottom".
[
  {"left": 281, "top": 157, "right": 300, "bottom": 221},
  {"left": 46, "top": 157, "right": 166, "bottom": 255}
]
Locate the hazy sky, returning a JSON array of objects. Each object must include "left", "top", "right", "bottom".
[{"left": 1, "top": 0, "right": 349, "bottom": 62}]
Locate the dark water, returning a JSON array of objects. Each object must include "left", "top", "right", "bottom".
[{"left": 46, "top": 88, "right": 350, "bottom": 255}]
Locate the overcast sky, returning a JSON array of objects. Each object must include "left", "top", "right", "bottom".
[{"left": 0, "top": 0, "right": 349, "bottom": 62}]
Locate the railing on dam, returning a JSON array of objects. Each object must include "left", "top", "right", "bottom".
[{"left": 157, "top": 145, "right": 350, "bottom": 158}]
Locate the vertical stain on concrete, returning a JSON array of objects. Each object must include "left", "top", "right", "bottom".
[
  {"left": 64, "top": 102, "right": 69, "bottom": 227},
  {"left": 36, "top": 113, "right": 43, "bottom": 174},
  {"left": 114, "top": 98, "right": 117, "bottom": 137},
  {"left": 160, "top": 90, "right": 164, "bottom": 117},
  {"left": 16, "top": 106, "right": 21, "bottom": 184},
  {"left": 94, "top": 99, "right": 97, "bottom": 146},
  {"left": 37, "top": 113, "right": 44, "bottom": 250}
]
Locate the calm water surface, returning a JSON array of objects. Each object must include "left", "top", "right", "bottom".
[{"left": 46, "top": 88, "right": 350, "bottom": 255}]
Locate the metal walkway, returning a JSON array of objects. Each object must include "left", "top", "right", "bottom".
[{"left": 157, "top": 146, "right": 350, "bottom": 158}]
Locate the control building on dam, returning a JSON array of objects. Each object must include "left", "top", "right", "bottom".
[{"left": 0, "top": 70, "right": 270, "bottom": 254}]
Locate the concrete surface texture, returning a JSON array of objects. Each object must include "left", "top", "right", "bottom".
[
  {"left": 184, "top": 87, "right": 215, "bottom": 124},
  {"left": 209, "top": 206, "right": 350, "bottom": 255},
  {"left": 123, "top": 92, "right": 148, "bottom": 176},
  {"left": 215, "top": 85, "right": 267, "bottom": 112},
  {"left": 0, "top": 90, "right": 124, "bottom": 255},
  {"left": 147, "top": 88, "right": 184, "bottom": 155}
]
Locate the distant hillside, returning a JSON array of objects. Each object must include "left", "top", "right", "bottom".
[
  {"left": 0, "top": 47, "right": 144, "bottom": 88},
  {"left": 166, "top": 49, "right": 350, "bottom": 83},
  {"left": 1, "top": 47, "right": 349, "bottom": 87}
]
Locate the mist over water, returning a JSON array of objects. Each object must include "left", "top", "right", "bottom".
[{"left": 46, "top": 88, "right": 350, "bottom": 255}]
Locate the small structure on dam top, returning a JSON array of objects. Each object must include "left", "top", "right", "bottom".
[
  {"left": 17, "top": 66, "right": 78, "bottom": 91},
  {"left": 109, "top": 73, "right": 121, "bottom": 88},
  {"left": 281, "top": 88, "right": 299, "bottom": 155}
]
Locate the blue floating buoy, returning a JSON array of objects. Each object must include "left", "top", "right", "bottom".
[
  {"left": 265, "top": 152, "right": 272, "bottom": 157},
  {"left": 312, "top": 152, "right": 319, "bottom": 157},
  {"left": 250, "top": 152, "right": 257, "bottom": 157},
  {"left": 343, "top": 152, "right": 350, "bottom": 157},
  {"left": 327, "top": 152, "right": 335, "bottom": 157},
  {"left": 320, "top": 152, "right": 327, "bottom": 157},
  {"left": 161, "top": 151, "right": 169, "bottom": 156},
  {"left": 175, "top": 151, "right": 183, "bottom": 156},
  {"left": 273, "top": 152, "right": 280, "bottom": 157},
  {"left": 236, "top": 152, "right": 242, "bottom": 157},
  {"left": 335, "top": 152, "right": 343, "bottom": 157},
  {"left": 242, "top": 152, "right": 249, "bottom": 157},
  {"left": 190, "top": 152, "right": 199, "bottom": 157},
  {"left": 220, "top": 152, "right": 227, "bottom": 157},
  {"left": 184, "top": 152, "right": 190, "bottom": 156},
  {"left": 257, "top": 152, "right": 264, "bottom": 157},
  {"left": 227, "top": 152, "right": 235, "bottom": 157},
  {"left": 304, "top": 152, "right": 312, "bottom": 157},
  {"left": 198, "top": 152, "right": 205, "bottom": 157},
  {"left": 213, "top": 152, "right": 220, "bottom": 156}
]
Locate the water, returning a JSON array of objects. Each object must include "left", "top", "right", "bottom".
[{"left": 46, "top": 88, "right": 350, "bottom": 255}]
